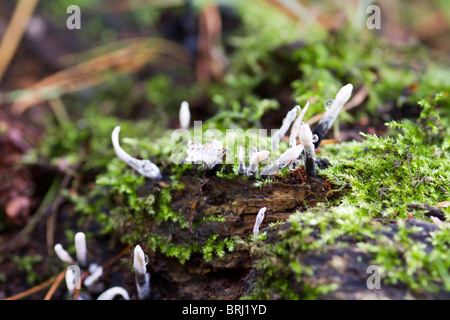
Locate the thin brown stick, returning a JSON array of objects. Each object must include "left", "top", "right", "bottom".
[
  {"left": 3, "top": 273, "right": 58, "bottom": 300},
  {"left": 104, "top": 243, "right": 134, "bottom": 272},
  {"left": 72, "top": 271, "right": 90, "bottom": 300},
  {"left": 0, "top": 0, "right": 39, "bottom": 82},
  {"left": 46, "top": 172, "right": 76, "bottom": 254},
  {"left": 44, "top": 269, "right": 66, "bottom": 300}
]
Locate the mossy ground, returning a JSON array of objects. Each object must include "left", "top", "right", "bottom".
[{"left": 2, "top": 1, "right": 450, "bottom": 300}]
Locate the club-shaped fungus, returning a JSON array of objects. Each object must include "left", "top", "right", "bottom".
[
  {"left": 112, "top": 126, "right": 162, "bottom": 179},
  {"left": 179, "top": 101, "right": 190, "bottom": 129},
  {"left": 75, "top": 232, "right": 87, "bottom": 267},
  {"left": 253, "top": 207, "right": 266, "bottom": 235},
  {"left": 134, "top": 245, "right": 151, "bottom": 300},
  {"left": 313, "top": 83, "right": 353, "bottom": 147},
  {"left": 54, "top": 243, "right": 75, "bottom": 264}
]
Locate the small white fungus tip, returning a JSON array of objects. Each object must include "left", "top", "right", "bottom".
[
  {"left": 179, "top": 101, "right": 191, "bottom": 129},
  {"left": 300, "top": 123, "right": 314, "bottom": 147},
  {"left": 134, "top": 245, "right": 147, "bottom": 276},
  {"left": 74, "top": 232, "right": 87, "bottom": 266},
  {"left": 335, "top": 83, "right": 353, "bottom": 105},
  {"left": 54, "top": 243, "right": 74, "bottom": 264}
]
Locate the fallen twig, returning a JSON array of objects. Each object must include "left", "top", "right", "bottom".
[{"left": 0, "top": 0, "right": 39, "bottom": 82}]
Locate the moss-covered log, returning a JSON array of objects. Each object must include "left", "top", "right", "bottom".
[{"left": 111, "top": 165, "right": 343, "bottom": 299}]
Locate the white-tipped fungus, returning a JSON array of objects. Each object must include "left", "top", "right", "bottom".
[
  {"left": 271, "top": 105, "right": 300, "bottom": 150},
  {"left": 313, "top": 83, "right": 353, "bottom": 146},
  {"left": 134, "top": 245, "right": 151, "bottom": 300},
  {"left": 54, "top": 244, "right": 74, "bottom": 264},
  {"left": 185, "top": 137, "right": 226, "bottom": 170},
  {"left": 133, "top": 245, "right": 147, "bottom": 275},
  {"left": 97, "top": 286, "right": 130, "bottom": 300},
  {"left": 74, "top": 232, "right": 87, "bottom": 267},
  {"left": 275, "top": 144, "right": 304, "bottom": 169},
  {"left": 83, "top": 265, "right": 104, "bottom": 288},
  {"left": 289, "top": 101, "right": 309, "bottom": 148},
  {"left": 253, "top": 207, "right": 266, "bottom": 235},
  {"left": 179, "top": 101, "right": 190, "bottom": 129},
  {"left": 247, "top": 150, "right": 270, "bottom": 176},
  {"left": 65, "top": 265, "right": 81, "bottom": 293},
  {"left": 112, "top": 126, "right": 162, "bottom": 179},
  {"left": 300, "top": 123, "right": 317, "bottom": 177}
]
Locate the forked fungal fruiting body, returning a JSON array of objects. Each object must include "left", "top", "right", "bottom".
[{"left": 112, "top": 126, "right": 162, "bottom": 179}]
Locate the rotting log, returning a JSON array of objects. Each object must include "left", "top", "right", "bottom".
[
  {"left": 129, "top": 164, "right": 344, "bottom": 299},
  {"left": 117, "top": 165, "right": 449, "bottom": 300},
  {"left": 245, "top": 219, "right": 450, "bottom": 300}
]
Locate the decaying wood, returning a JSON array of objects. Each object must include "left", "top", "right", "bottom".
[
  {"left": 128, "top": 166, "right": 448, "bottom": 300},
  {"left": 132, "top": 164, "right": 344, "bottom": 299}
]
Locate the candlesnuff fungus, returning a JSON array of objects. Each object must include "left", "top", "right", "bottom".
[
  {"left": 65, "top": 267, "right": 81, "bottom": 295},
  {"left": 275, "top": 143, "right": 304, "bottom": 169},
  {"left": 75, "top": 232, "right": 87, "bottom": 267},
  {"left": 253, "top": 207, "right": 266, "bottom": 235},
  {"left": 134, "top": 245, "right": 151, "bottom": 300},
  {"left": 300, "top": 123, "right": 317, "bottom": 177},
  {"left": 313, "top": 83, "right": 353, "bottom": 147},
  {"left": 112, "top": 126, "right": 162, "bottom": 179},
  {"left": 83, "top": 265, "right": 103, "bottom": 288},
  {"left": 247, "top": 150, "right": 270, "bottom": 176},
  {"left": 54, "top": 243, "right": 74, "bottom": 264},
  {"left": 271, "top": 105, "right": 300, "bottom": 150},
  {"left": 289, "top": 101, "right": 310, "bottom": 148},
  {"left": 185, "top": 137, "right": 227, "bottom": 170},
  {"left": 96, "top": 286, "right": 130, "bottom": 300},
  {"left": 179, "top": 101, "right": 190, "bottom": 129}
]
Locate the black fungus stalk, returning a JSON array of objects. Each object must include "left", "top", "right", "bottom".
[{"left": 300, "top": 123, "right": 317, "bottom": 177}]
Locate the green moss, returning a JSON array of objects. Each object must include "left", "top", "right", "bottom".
[
  {"left": 32, "top": 0, "right": 450, "bottom": 298},
  {"left": 246, "top": 93, "right": 450, "bottom": 298},
  {"left": 322, "top": 92, "right": 450, "bottom": 219}
]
